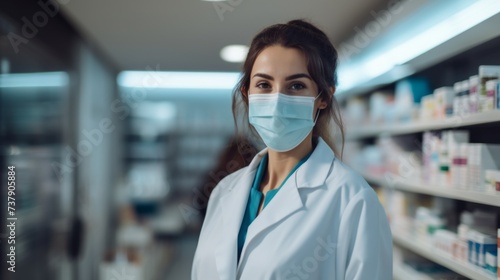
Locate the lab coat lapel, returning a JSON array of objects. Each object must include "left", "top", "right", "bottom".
[
  {"left": 238, "top": 137, "right": 335, "bottom": 266},
  {"left": 241, "top": 176, "right": 304, "bottom": 254},
  {"left": 213, "top": 150, "right": 265, "bottom": 280}
]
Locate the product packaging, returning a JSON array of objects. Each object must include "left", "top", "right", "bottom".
[
  {"left": 485, "top": 170, "right": 500, "bottom": 194},
  {"left": 498, "top": 172, "right": 500, "bottom": 194},
  {"left": 434, "top": 87, "right": 455, "bottom": 119},
  {"left": 470, "top": 75, "right": 480, "bottom": 113},
  {"left": 485, "top": 79, "right": 498, "bottom": 112},
  {"left": 453, "top": 81, "right": 462, "bottom": 116},
  {"left": 485, "top": 251, "right": 497, "bottom": 275},
  {"left": 420, "top": 95, "right": 435, "bottom": 121},
  {"left": 475, "top": 232, "right": 497, "bottom": 268},
  {"left": 455, "top": 143, "right": 469, "bottom": 190},
  {"left": 447, "top": 131, "right": 469, "bottom": 188},
  {"left": 497, "top": 228, "right": 500, "bottom": 280},
  {"left": 497, "top": 80, "right": 500, "bottom": 110},
  {"left": 467, "top": 144, "right": 500, "bottom": 192},
  {"left": 455, "top": 221, "right": 471, "bottom": 262},
  {"left": 479, "top": 65, "right": 500, "bottom": 112},
  {"left": 433, "top": 229, "right": 457, "bottom": 258},
  {"left": 369, "top": 91, "right": 393, "bottom": 124},
  {"left": 453, "top": 80, "right": 471, "bottom": 117},
  {"left": 468, "top": 230, "right": 477, "bottom": 265}
]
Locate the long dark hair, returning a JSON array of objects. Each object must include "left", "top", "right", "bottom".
[{"left": 232, "top": 19, "right": 344, "bottom": 157}]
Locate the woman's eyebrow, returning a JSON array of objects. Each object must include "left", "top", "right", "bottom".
[
  {"left": 252, "top": 73, "right": 312, "bottom": 81},
  {"left": 285, "top": 73, "right": 312, "bottom": 81},
  {"left": 252, "top": 73, "right": 273, "bottom": 80}
]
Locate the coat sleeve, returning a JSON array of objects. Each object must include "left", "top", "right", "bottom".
[{"left": 336, "top": 188, "right": 393, "bottom": 280}]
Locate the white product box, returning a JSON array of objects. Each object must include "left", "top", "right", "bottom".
[
  {"left": 448, "top": 131, "right": 469, "bottom": 188},
  {"left": 485, "top": 79, "right": 498, "bottom": 112},
  {"left": 467, "top": 144, "right": 500, "bottom": 192},
  {"left": 434, "top": 87, "right": 455, "bottom": 118},
  {"left": 455, "top": 143, "right": 469, "bottom": 190},
  {"left": 470, "top": 75, "right": 480, "bottom": 114},
  {"left": 485, "top": 169, "right": 500, "bottom": 194}
]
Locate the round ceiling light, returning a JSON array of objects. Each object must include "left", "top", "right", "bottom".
[{"left": 220, "top": 45, "right": 249, "bottom": 63}]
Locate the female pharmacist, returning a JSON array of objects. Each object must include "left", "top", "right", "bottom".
[{"left": 192, "top": 19, "right": 392, "bottom": 280}]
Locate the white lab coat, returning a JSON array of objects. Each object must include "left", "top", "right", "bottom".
[{"left": 192, "top": 137, "right": 392, "bottom": 280}]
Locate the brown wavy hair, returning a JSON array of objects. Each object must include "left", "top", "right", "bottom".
[{"left": 232, "top": 19, "right": 344, "bottom": 157}]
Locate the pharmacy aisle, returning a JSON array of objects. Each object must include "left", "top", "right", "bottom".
[
  {"left": 338, "top": 7, "right": 500, "bottom": 279},
  {"left": 346, "top": 116, "right": 500, "bottom": 279}
]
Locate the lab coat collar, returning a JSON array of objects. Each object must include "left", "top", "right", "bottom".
[
  {"left": 214, "top": 136, "right": 335, "bottom": 280},
  {"left": 247, "top": 136, "right": 336, "bottom": 189},
  {"left": 296, "top": 136, "right": 336, "bottom": 189},
  {"left": 244, "top": 136, "right": 336, "bottom": 190}
]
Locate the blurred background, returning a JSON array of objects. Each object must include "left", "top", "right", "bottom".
[{"left": 1, "top": 0, "right": 500, "bottom": 279}]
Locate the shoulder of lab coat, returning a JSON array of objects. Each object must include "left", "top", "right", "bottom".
[
  {"left": 204, "top": 144, "right": 265, "bottom": 208},
  {"left": 330, "top": 160, "right": 393, "bottom": 280},
  {"left": 206, "top": 167, "right": 248, "bottom": 209}
]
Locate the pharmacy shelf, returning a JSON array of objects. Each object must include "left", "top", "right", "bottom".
[
  {"left": 347, "top": 111, "right": 500, "bottom": 140},
  {"left": 364, "top": 173, "right": 500, "bottom": 207},
  {"left": 393, "top": 230, "right": 496, "bottom": 280},
  {"left": 394, "top": 263, "right": 443, "bottom": 280},
  {"left": 394, "top": 264, "right": 429, "bottom": 280}
]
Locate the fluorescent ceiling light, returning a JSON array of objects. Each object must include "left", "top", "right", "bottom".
[
  {"left": 133, "top": 102, "right": 177, "bottom": 121},
  {"left": 338, "top": 0, "right": 500, "bottom": 93},
  {"left": 220, "top": 45, "right": 249, "bottom": 63},
  {"left": 117, "top": 71, "right": 241, "bottom": 89},
  {"left": 0, "top": 72, "right": 69, "bottom": 88},
  {"left": 365, "top": 0, "right": 500, "bottom": 78}
]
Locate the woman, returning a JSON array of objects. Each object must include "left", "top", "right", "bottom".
[{"left": 192, "top": 19, "right": 392, "bottom": 280}]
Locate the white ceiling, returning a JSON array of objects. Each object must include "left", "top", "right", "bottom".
[{"left": 60, "top": 0, "right": 390, "bottom": 71}]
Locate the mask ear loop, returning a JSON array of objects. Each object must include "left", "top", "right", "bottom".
[
  {"left": 313, "top": 109, "right": 321, "bottom": 124},
  {"left": 313, "top": 91, "right": 322, "bottom": 124}
]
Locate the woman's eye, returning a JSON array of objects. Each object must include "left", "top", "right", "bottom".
[
  {"left": 256, "top": 82, "right": 271, "bottom": 89},
  {"left": 290, "top": 83, "right": 306, "bottom": 90}
]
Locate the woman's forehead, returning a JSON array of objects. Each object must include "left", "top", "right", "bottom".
[{"left": 251, "top": 46, "right": 309, "bottom": 78}]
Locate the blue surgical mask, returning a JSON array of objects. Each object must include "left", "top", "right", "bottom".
[{"left": 248, "top": 92, "right": 321, "bottom": 152}]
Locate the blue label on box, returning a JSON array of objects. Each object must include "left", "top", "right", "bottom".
[
  {"left": 497, "top": 82, "right": 500, "bottom": 109},
  {"left": 469, "top": 239, "right": 475, "bottom": 265}
]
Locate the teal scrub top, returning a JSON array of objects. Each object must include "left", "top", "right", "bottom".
[{"left": 237, "top": 151, "right": 312, "bottom": 261}]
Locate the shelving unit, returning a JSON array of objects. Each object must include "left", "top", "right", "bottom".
[
  {"left": 393, "top": 262, "right": 459, "bottom": 280},
  {"left": 340, "top": 3, "right": 500, "bottom": 278},
  {"left": 363, "top": 173, "right": 500, "bottom": 207},
  {"left": 392, "top": 230, "right": 496, "bottom": 280},
  {"left": 347, "top": 110, "right": 500, "bottom": 140},
  {"left": 393, "top": 264, "right": 431, "bottom": 280}
]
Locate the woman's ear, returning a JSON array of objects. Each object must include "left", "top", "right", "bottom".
[
  {"left": 318, "top": 98, "right": 328, "bottom": 109},
  {"left": 318, "top": 86, "right": 335, "bottom": 109},
  {"left": 329, "top": 86, "right": 336, "bottom": 96},
  {"left": 241, "top": 86, "right": 248, "bottom": 100}
]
